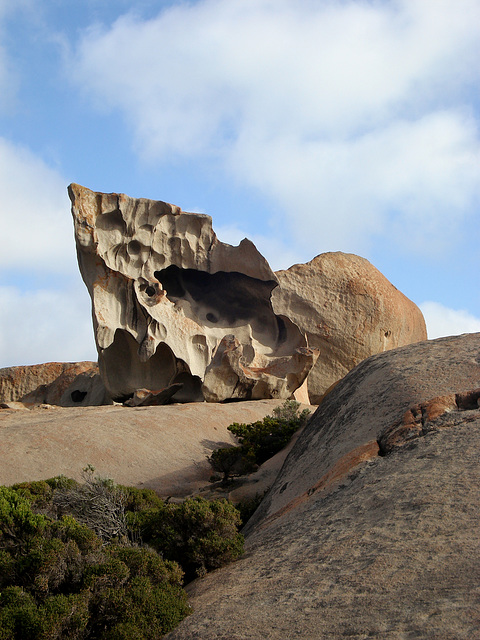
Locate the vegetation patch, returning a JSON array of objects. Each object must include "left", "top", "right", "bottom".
[
  {"left": 208, "top": 400, "right": 311, "bottom": 482},
  {"left": 0, "top": 468, "right": 245, "bottom": 639}
]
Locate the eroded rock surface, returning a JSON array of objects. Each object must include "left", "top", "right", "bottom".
[
  {"left": 166, "top": 333, "right": 480, "bottom": 640},
  {"left": 378, "top": 388, "right": 480, "bottom": 455},
  {"left": 69, "top": 184, "right": 317, "bottom": 403},
  {"left": 0, "top": 362, "right": 108, "bottom": 407},
  {"left": 272, "top": 252, "right": 427, "bottom": 403}
]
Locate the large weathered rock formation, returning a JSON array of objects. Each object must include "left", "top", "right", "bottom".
[
  {"left": 69, "top": 184, "right": 425, "bottom": 406},
  {"left": 166, "top": 332, "right": 480, "bottom": 639},
  {"left": 69, "top": 184, "right": 317, "bottom": 403},
  {"left": 272, "top": 252, "right": 427, "bottom": 403}
]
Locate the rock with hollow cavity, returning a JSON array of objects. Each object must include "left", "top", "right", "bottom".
[
  {"left": 0, "top": 362, "right": 109, "bottom": 407},
  {"left": 272, "top": 252, "right": 427, "bottom": 404},
  {"left": 69, "top": 184, "right": 317, "bottom": 403}
]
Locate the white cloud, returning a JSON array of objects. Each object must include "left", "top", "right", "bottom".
[
  {"left": 69, "top": 0, "right": 480, "bottom": 257},
  {"left": 0, "top": 284, "right": 96, "bottom": 368},
  {"left": 420, "top": 301, "right": 480, "bottom": 340},
  {"left": 215, "top": 223, "right": 304, "bottom": 271},
  {"left": 234, "top": 110, "right": 480, "bottom": 255},
  {"left": 0, "top": 137, "right": 76, "bottom": 273},
  {"left": 0, "top": 137, "right": 90, "bottom": 367}
]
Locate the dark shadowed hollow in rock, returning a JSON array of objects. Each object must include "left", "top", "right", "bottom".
[
  {"left": 69, "top": 183, "right": 318, "bottom": 404},
  {"left": 154, "top": 265, "right": 293, "bottom": 352},
  {"left": 67, "top": 183, "right": 426, "bottom": 407}
]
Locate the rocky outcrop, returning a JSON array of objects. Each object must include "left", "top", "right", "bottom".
[
  {"left": 378, "top": 388, "right": 480, "bottom": 455},
  {"left": 166, "top": 333, "right": 480, "bottom": 639},
  {"left": 0, "top": 362, "right": 108, "bottom": 406},
  {"left": 69, "top": 184, "right": 317, "bottom": 403},
  {"left": 246, "top": 332, "right": 480, "bottom": 531},
  {"left": 272, "top": 252, "right": 427, "bottom": 404}
]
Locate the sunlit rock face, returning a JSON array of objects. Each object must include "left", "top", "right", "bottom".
[
  {"left": 69, "top": 184, "right": 317, "bottom": 403},
  {"left": 272, "top": 252, "right": 428, "bottom": 404}
]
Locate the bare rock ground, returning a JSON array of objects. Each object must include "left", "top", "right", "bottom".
[
  {"left": 166, "top": 333, "right": 480, "bottom": 640},
  {"left": 0, "top": 399, "right": 291, "bottom": 497}
]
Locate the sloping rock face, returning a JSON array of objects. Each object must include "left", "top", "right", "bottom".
[
  {"left": 166, "top": 333, "right": 480, "bottom": 639},
  {"left": 272, "top": 252, "right": 427, "bottom": 404},
  {"left": 69, "top": 184, "right": 317, "bottom": 403},
  {"left": 0, "top": 362, "right": 108, "bottom": 406},
  {"left": 0, "top": 399, "right": 292, "bottom": 497}
]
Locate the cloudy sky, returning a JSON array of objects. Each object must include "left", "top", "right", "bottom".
[{"left": 1, "top": 0, "right": 479, "bottom": 367}]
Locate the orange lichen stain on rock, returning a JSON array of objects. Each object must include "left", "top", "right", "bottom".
[
  {"left": 260, "top": 440, "right": 380, "bottom": 529},
  {"left": 92, "top": 268, "right": 129, "bottom": 293},
  {"left": 378, "top": 389, "right": 480, "bottom": 455},
  {"left": 422, "top": 394, "right": 457, "bottom": 421},
  {"left": 241, "top": 364, "right": 275, "bottom": 377}
]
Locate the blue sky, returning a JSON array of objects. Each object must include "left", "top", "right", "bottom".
[{"left": 1, "top": 0, "right": 479, "bottom": 367}]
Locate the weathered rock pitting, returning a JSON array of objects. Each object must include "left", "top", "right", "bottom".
[{"left": 69, "top": 184, "right": 317, "bottom": 403}]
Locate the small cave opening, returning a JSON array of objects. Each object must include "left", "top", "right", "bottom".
[
  {"left": 71, "top": 389, "right": 88, "bottom": 403},
  {"left": 145, "top": 285, "right": 156, "bottom": 297}
]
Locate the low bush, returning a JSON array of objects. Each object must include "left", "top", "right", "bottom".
[
  {"left": 208, "top": 446, "right": 255, "bottom": 482},
  {"left": 235, "top": 492, "right": 268, "bottom": 527},
  {"left": 119, "top": 485, "right": 164, "bottom": 513},
  {"left": 52, "top": 466, "right": 129, "bottom": 544},
  {"left": 0, "top": 485, "right": 191, "bottom": 639},
  {"left": 208, "top": 399, "right": 311, "bottom": 481},
  {"left": 11, "top": 477, "right": 78, "bottom": 511},
  {"left": 1, "top": 469, "right": 246, "bottom": 638},
  {"left": 137, "top": 497, "right": 244, "bottom": 581},
  {"left": 84, "top": 546, "right": 189, "bottom": 639}
]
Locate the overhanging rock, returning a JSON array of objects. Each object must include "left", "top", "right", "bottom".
[{"left": 69, "top": 184, "right": 318, "bottom": 403}]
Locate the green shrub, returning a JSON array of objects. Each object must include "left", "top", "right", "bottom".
[
  {"left": 0, "top": 587, "right": 88, "bottom": 640},
  {"left": 208, "top": 446, "right": 256, "bottom": 483},
  {"left": 0, "top": 486, "right": 47, "bottom": 551},
  {"left": 208, "top": 400, "right": 311, "bottom": 481},
  {"left": 119, "top": 486, "right": 164, "bottom": 513},
  {"left": 0, "top": 486, "right": 191, "bottom": 639},
  {"left": 235, "top": 492, "right": 267, "bottom": 527},
  {"left": 87, "top": 546, "right": 190, "bottom": 639},
  {"left": 1, "top": 470, "right": 247, "bottom": 637},
  {"left": 138, "top": 497, "right": 244, "bottom": 581},
  {"left": 271, "top": 398, "right": 311, "bottom": 425},
  {"left": 11, "top": 477, "right": 78, "bottom": 511}
]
